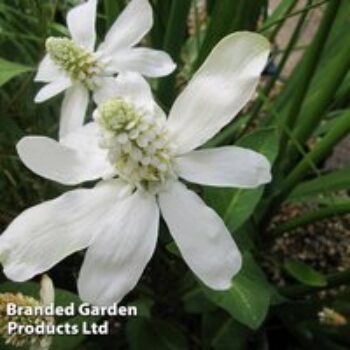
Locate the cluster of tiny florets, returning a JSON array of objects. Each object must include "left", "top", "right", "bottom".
[
  {"left": 46, "top": 37, "right": 101, "bottom": 89},
  {"left": 0, "top": 293, "right": 51, "bottom": 348},
  {"left": 318, "top": 307, "right": 347, "bottom": 327},
  {"left": 96, "top": 98, "right": 175, "bottom": 191}
]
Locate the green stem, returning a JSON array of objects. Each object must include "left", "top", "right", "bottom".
[
  {"left": 278, "top": 0, "right": 341, "bottom": 158},
  {"left": 272, "top": 201, "right": 350, "bottom": 236},
  {"left": 269, "top": 109, "right": 350, "bottom": 214},
  {"left": 264, "top": 0, "right": 298, "bottom": 41},
  {"left": 243, "top": 1, "right": 311, "bottom": 136},
  {"left": 280, "top": 269, "right": 350, "bottom": 298},
  {"left": 259, "top": 0, "right": 330, "bottom": 33}
]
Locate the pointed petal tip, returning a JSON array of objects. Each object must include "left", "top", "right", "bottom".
[{"left": 34, "top": 90, "right": 45, "bottom": 103}]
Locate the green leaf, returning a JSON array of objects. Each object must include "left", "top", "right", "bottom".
[
  {"left": 204, "top": 127, "right": 278, "bottom": 235},
  {"left": 51, "top": 315, "right": 100, "bottom": 350},
  {"left": 284, "top": 259, "right": 327, "bottom": 287},
  {"left": 202, "top": 312, "right": 251, "bottom": 350},
  {"left": 130, "top": 297, "right": 154, "bottom": 318},
  {"left": 203, "top": 254, "right": 271, "bottom": 329},
  {"left": 277, "top": 109, "right": 350, "bottom": 202},
  {"left": 157, "top": 0, "right": 191, "bottom": 108},
  {"left": 289, "top": 167, "right": 350, "bottom": 201},
  {"left": 126, "top": 317, "right": 188, "bottom": 350},
  {"left": 103, "top": 0, "right": 123, "bottom": 28},
  {"left": 0, "top": 58, "right": 33, "bottom": 87},
  {"left": 194, "top": 0, "right": 264, "bottom": 69},
  {"left": 182, "top": 287, "right": 216, "bottom": 314},
  {"left": 272, "top": 200, "right": 350, "bottom": 235}
]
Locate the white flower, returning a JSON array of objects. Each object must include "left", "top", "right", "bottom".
[
  {"left": 34, "top": 0, "right": 176, "bottom": 140},
  {"left": 0, "top": 32, "right": 271, "bottom": 306}
]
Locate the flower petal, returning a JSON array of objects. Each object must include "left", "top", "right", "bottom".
[
  {"left": 166, "top": 32, "right": 270, "bottom": 154},
  {"left": 17, "top": 123, "right": 114, "bottom": 185},
  {"left": 59, "top": 85, "right": 89, "bottom": 140},
  {"left": 107, "top": 48, "right": 176, "bottom": 77},
  {"left": 67, "top": 0, "right": 97, "bottom": 50},
  {"left": 176, "top": 146, "right": 271, "bottom": 188},
  {"left": 94, "top": 73, "right": 154, "bottom": 114},
  {"left": 99, "top": 0, "right": 152, "bottom": 55},
  {"left": 0, "top": 180, "right": 129, "bottom": 282},
  {"left": 78, "top": 190, "right": 159, "bottom": 306},
  {"left": 34, "top": 77, "right": 72, "bottom": 103},
  {"left": 159, "top": 182, "right": 241, "bottom": 290},
  {"left": 34, "top": 54, "right": 64, "bottom": 83}
]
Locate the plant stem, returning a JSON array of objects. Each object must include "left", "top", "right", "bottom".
[
  {"left": 271, "top": 201, "right": 350, "bottom": 236},
  {"left": 242, "top": 0, "right": 311, "bottom": 136},
  {"left": 267, "top": 108, "right": 350, "bottom": 218},
  {"left": 156, "top": 0, "right": 191, "bottom": 108},
  {"left": 278, "top": 0, "right": 341, "bottom": 158},
  {"left": 259, "top": 0, "right": 330, "bottom": 33},
  {"left": 280, "top": 269, "right": 350, "bottom": 298}
]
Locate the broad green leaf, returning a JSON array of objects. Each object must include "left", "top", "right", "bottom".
[
  {"left": 126, "top": 317, "right": 188, "bottom": 350},
  {"left": 289, "top": 167, "right": 350, "bottom": 201},
  {"left": 182, "top": 287, "right": 216, "bottom": 314},
  {"left": 284, "top": 259, "right": 327, "bottom": 287},
  {"left": 130, "top": 297, "right": 154, "bottom": 318},
  {"left": 202, "top": 312, "right": 251, "bottom": 350},
  {"left": 0, "top": 58, "right": 33, "bottom": 87},
  {"left": 204, "top": 127, "right": 278, "bottom": 236},
  {"left": 203, "top": 254, "right": 271, "bottom": 329}
]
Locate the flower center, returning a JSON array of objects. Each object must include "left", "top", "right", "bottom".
[
  {"left": 46, "top": 37, "right": 101, "bottom": 89},
  {"left": 95, "top": 98, "right": 175, "bottom": 192},
  {"left": 0, "top": 293, "right": 52, "bottom": 347}
]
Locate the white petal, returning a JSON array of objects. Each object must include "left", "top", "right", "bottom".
[
  {"left": 59, "top": 85, "right": 89, "bottom": 140},
  {"left": 176, "top": 146, "right": 271, "bottom": 188},
  {"left": 99, "top": 0, "right": 152, "bottom": 55},
  {"left": 17, "top": 123, "right": 113, "bottom": 185},
  {"left": 166, "top": 32, "right": 270, "bottom": 154},
  {"left": 34, "top": 54, "right": 64, "bottom": 83},
  {"left": 67, "top": 0, "right": 97, "bottom": 50},
  {"left": 107, "top": 48, "right": 176, "bottom": 77},
  {"left": 34, "top": 77, "right": 72, "bottom": 103},
  {"left": 0, "top": 181, "right": 129, "bottom": 282},
  {"left": 159, "top": 182, "right": 241, "bottom": 290},
  {"left": 94, "top": 73, "right": 154, "bottom": 114},
  {"left": 78, "top": 190, "right": 159, "bottom": 306}
]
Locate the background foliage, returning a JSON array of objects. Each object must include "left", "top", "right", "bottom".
[{"left": 0, "top": 0, "right": 350, "bottom": 349}]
